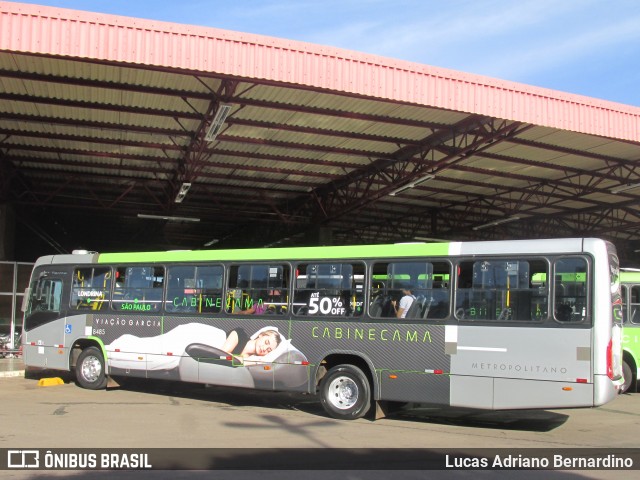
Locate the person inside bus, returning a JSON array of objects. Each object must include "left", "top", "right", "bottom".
[
  {"left": 234, "top": 298, "right": 268, "bottom": 315},
  {"left": 234, "top": 289, "right": 283, "bottom": 315},
  {"left": 265, "top": 288, "right": 285, "bottom": 314},
  {"left": 391, "top": 286, "right": 416, "bottom": 319}
]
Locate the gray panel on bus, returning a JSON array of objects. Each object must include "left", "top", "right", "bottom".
[
  {"left": 448, "top": 326, "right": 591, "bottom": 382},
  {"left": 450, "top": 375, "right": 493, "bottom": 409},
  {"left": 493, "top": 378, "right": 594, "bottom": 409},
  {"left": 455, "top": 238, "right": 585, "bottom": 256}
]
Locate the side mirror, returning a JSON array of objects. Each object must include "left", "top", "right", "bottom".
[{"left": 21, "top": 288, "right": 30, "bottom": 313}]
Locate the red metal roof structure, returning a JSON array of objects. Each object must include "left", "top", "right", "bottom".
[{"left": 1, "top": 1, "right": 640, "bottom": 262}]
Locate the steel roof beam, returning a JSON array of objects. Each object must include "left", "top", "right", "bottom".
[
  {"left": 0, "top": 92, "right": 204, "bottom": 121},
  {"left": 509, "top": 137, "right": 640, "bottom": 169},
  {"left": 0, "top": 128, "right": 188, "bottom": 151},
  {"left": 214, "top": 116, "right": 524, "bottom": 247},
  {"left": 0, "top": 68, "right": 215, "bottom": 100},
  {"left": 0, "top": 112, "right": 193, "bottom": 138}
]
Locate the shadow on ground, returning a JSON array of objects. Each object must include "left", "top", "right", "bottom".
[{"left": 23, "top": 368, "right": 568, "bottom": 432}]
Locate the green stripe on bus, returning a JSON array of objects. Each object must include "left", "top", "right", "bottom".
[
  {"left": 621, "top": 271, "right": 640, "bottom": 283},
  {"left": 97, "top": 243, "right": 452, "bottom": 264},
  {"left": 86, "top": 336, "right": 107, "bottom": 362}
]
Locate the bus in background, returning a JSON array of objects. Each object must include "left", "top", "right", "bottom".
[
  {"left": 619, "top": 268, "right": 640, "bottom": 393},
  {"left": 21, "top": 238, "right": 623, "bottom": 420}
]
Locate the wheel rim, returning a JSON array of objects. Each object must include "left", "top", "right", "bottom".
[
  {"left": 81, "top": 355, "right": 102, "bottom": 383},
  {"left": 328, "top": 375, "right": 359, "bottom": 410}
]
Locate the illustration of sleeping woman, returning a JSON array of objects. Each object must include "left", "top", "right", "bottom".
[{"left": 107, "top": 323, "right": 285, "bottom": 371}]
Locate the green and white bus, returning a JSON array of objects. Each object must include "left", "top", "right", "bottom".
[
  {"left": 22, "top": 238, "right": 623, "bottom": 420},
  {"left": 620, "top": 269, "right": 640, "bottom": 393}
]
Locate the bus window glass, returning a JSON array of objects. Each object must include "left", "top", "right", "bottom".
[
  {"left": 294, "top": 263, "right": 364, "bottom": 317},
  {"left": 553, "top": 257, "right": 588, "bottom": 323},
  {"left": 166, "top": 265, "right": 223, "bottom": 314},
  {"left": 227, "top": 264, "right": 289, "bottom": 315},
  {"left": 24, "top": 277, "right": 64, "bottom": 331},
  {"left": 369, "top": 261, "right": 451, "bottom": 319},
  {"left": 71, "top": 267, "right": 112, "bottom": 311},
  {"left": 630, "top": 286, "right": 640, "bottom": 324},
  {"left": 455, "top": 259, "right": 548, "bottom": 322},
  {"left": 27, "top": 278, "right": 63, "bottom": 315},
  {"left": 112, "top": 266, "right": 164, "bottom": 312}
]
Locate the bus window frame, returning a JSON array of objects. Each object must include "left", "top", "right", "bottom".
[
  {"left": 292, "top": 260, "right": 366, "bottom": 319},
  {"left": 110, "top": 265, "right": 166, "bottom": 313},
  {"left": 24, "top": 271, "right": 68, "bottom": 332},
  {"left": 453, "top": 256, "right": 551, "bottom": 324},
  {"left": 225, "top": 262, "right": 291, "bottom": 315},
  {"left": 367, "top": 258, "right": 453, "bottom": 322},
  {"left": 552, "top": 255, "right": 591, "bottom": 325},
  {"left": 70, "top": 266, "right": 113, "bottom": 311},
  {"left": 164, "top": 263, "right": 225, "bottom": 314},
  {"left": 626, "top": 284, "right": 640, "bottom": 325}
]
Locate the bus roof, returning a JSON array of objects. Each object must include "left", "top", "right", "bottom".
[
  {"left": 96, "top": 242, "right": 451, "bottom": 264},
  {"left": 98, "top": 237, "right": 602, "bottom": 264},
  {"left": 32, "top": 237, "right": 607, "bottom": 267}
]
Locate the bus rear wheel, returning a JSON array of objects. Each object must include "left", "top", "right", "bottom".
[
  {"left": 320, "top": 364, "right": 371, "bottom": 420},
  {"left": 76, "top": 346, "right": 107, "bottom": 390},
  {"left": 621, "top": 359, "right": 635, "bottom": 394}
]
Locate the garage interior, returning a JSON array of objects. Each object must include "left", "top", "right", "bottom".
[{"left": 1, "top": 2, "right": 640, "bottom": 267}]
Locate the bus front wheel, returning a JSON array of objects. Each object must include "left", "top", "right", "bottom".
[
  {"left": 621, "top": 359, "right": 635, "bottom": 394},
  {"left": 320, "top": 364, "right": 371, "bottom": 420},
  {"left": 76, "top": 346, "right": 107, "bottom": 390}
]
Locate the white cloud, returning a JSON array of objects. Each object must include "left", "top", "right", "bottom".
[{"left": 462, "top": 13, "right": 640, "bottom": 81}]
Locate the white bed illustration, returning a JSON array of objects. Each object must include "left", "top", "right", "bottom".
[{"left": 106, "top": 323, "right": 308, "bottom": 389}]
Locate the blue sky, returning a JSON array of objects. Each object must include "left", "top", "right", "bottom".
[{"left": 10, "top": 0, "right": 640, "bottom": 106}]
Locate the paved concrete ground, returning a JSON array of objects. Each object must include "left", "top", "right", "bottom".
[
  {"left": 2, "top": 360, "right": 638, "bottom": 479},
  {"left": 0, "top": 357, "right": 24, "bottom": 378}
]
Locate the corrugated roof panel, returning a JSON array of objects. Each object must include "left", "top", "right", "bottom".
[
  {"left": 202, "top": 153, "right": 341, "bottom": 176},
  {"left": 249, "top": 85, "right": 467, "bottom": 127},
  {"left": 233, "top": 103, "right": 435, "bottom": 145},
  {"left": 2, "top": 0, "right": 640, "bottom": 142},
  {"left": 587, "top": 141, "right": 640, "bottom": 160}
]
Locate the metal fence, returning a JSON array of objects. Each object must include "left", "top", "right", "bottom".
[{"left": 0, "top": 262, "right": 33, "bottom": 351}]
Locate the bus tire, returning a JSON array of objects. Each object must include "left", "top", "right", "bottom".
[
  {"left": 621, "top": 359, "right": 634, "bottom": 394},
  {"left": 76, "top": 346, "right": 107, "bottom": 390},
  {"left": 320, "top": 364, "right": 371, "bottom": 420}
]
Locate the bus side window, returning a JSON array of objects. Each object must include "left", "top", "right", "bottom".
[
  {"left": 422, "top": 264, "right": 451, "bottom": 320},
  {"left": 166, "top": 266, "right": 195, "bottom": 313},
  {"left": 369, "top": 263, "right": 393, "bottom": 318},
  {"left": 553, "top": 258, "right": 588, "bottom": 323},
  {"left": 227, "top": 264, "right": 289, "bottom": 315},
  {"left": 369, "top": 261, "right": 449, "bottom": 320},
  {"left": 294, "top": 263, "right": 364, "bottom": 317},
  {"left": 111, "top": 266, "right": 164, "bottom": 312},
  {"left": 630, "top": 285, "right": 640, "bottom": 324},
  {"left": 456, "top": 259, "right": 547, "bottom": 322},
  {"left": 71, "top": 267, "right": 111, "bottom": 311},
  {"left": 197, "top": 266, "right": 223, "bottom": 314}
]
